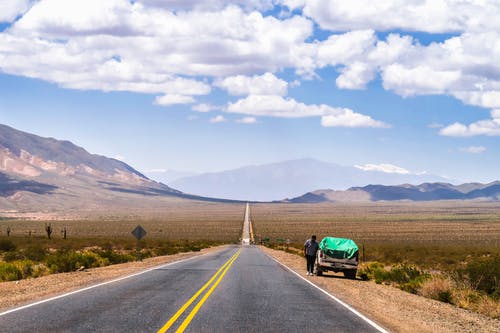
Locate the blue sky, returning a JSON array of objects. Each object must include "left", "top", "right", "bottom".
[{"left": 0, "top": 1, "right": 499, "bottom": 183}]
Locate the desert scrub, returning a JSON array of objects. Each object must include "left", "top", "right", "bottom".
[
  {"left": 0, "top": 239, "right": 16, "bottom": 252},
  {"left": 46, "top": 250, "right": 103, "bottom": 273},
  {"left": 455, "top": 255, "right": 499, "bottom": 298},
  {"left": 419, "top": 276, "right": 455, "bottom": 303},
  {"left": 0, "top": 262, "right": 22, "bottom": 281},
  {"left": 358, "top": 262, "right": 430, "bottom": 293},
  {"left": 0, "top": 237, "right": 221, "bottom": 280}
]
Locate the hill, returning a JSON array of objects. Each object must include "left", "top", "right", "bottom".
[
  {"left": 0, "top": 124, "right": 232, "bottom": 216},
  {"left": 287, "top": 182, "right": 500, "bottom": 203}
]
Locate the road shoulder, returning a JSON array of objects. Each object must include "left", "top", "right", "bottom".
[{"left": 260, "top": 246, "right": 499, "bottom": 333}]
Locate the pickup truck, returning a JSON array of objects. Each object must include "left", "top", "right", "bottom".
[{"left": 315, "top": 237, "right": 359, "bottom": 279}]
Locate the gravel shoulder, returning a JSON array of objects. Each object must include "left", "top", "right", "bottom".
[
  {"left": 0, "top": 245, "right": 228, "bottom": 312},
  {"left": 260, "top": 246, "right": 499, "bottom": 333}
]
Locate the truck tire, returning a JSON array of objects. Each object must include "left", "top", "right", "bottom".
[
  {"left": 344, "top": 269, "right": 357, "bottom": 279},
  {"left": 314, "top": 262, "right": 323, "bottom": 276}
]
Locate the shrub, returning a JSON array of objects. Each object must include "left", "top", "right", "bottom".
[
  {"left": 46, "top": 250, "right": 102, "bottom": 273},
  {"left": 0, "top": 239, "right": 16, "bottom": 252},
  {"left": 457, "top": 255, "right": 499, "bottom": 297},
  {"left": 3, "top": 251, "right": 23, "bottom": 262},
  {"left": 23, "top": 246, "right": 48, "bottom": 262},
  {"left": 13, "top": 260, "right": 34, "bottom": 278},
  {"left": 359, "top": 262, "right": 430, "bottom": 293},
  {"left": 419, "top": 276, "right": 455, "bottom": 303},
  {"left": 97, "top": 250, "right": 133, "bottom": 265},
  {"left": 0, "top": 262, "right": 22, "bottom": 281},
  {"left": 358, "top": 262, "right": 387, "bottom": 284}
]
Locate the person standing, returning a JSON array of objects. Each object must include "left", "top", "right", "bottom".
[{"left": 304, "top": 235, "right": 319, "bottom": 276}]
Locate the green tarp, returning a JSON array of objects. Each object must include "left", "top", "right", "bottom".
[{"left": 319, "top": 237, "right": 359, "bottom": 260}]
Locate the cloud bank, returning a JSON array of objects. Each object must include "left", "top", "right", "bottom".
[{"left": 0, "top": 0, "right": 499, "bottom": 130}]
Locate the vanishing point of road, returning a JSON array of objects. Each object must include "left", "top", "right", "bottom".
[{"left": 0, "top": 204, "right": 386, "bottom": 333}]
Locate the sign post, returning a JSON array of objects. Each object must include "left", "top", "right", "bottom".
[{"left": 131, "top": 225, "right": 147, "bottom": 261}]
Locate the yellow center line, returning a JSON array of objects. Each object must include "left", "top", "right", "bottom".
[
  {"left": 175, "top": 250, "right": 240, "bottom": 333},
  {"left": 157, "top": 249, "right": 241, "bottom": 333}
]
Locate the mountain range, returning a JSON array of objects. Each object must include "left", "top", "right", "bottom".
[
  {"left": 0, "top": 123, "right": 498, "bottom": 214},
  {"left": 169, "top": 159, "right": 453, "bottom": 201},
  {"left": 286, "top": 182, "right": 500, "bottom": 203}
]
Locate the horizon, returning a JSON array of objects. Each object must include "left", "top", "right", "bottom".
[{"left": 1, "top": 1, "right": 499, "bottom": 183}]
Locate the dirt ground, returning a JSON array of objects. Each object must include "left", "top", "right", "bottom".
[
  {"left": 260, "top": 246, "right": 499, "bottom": 333},
  {"left": 1, "top": 245, "right": 498, "bottom": 333}
]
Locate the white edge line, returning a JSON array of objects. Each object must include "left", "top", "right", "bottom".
[
  {"left": 264, "top": 252, "right": 389, "bottom": 333},
  {"left": 0, "top": 247, "right": 226, "bottom": 317}
]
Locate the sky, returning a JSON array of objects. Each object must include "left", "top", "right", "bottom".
[{"left": 0, "top": 0, "right": 499, "bottom": 183}]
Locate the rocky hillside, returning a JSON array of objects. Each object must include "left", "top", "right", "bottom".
[{"left": 0, "top": 124, "right": 227, "bottom": 214}]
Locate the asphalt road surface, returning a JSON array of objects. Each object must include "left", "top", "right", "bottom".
[{"left": 0, "top": 245, "right": 385, "bottom": 333}]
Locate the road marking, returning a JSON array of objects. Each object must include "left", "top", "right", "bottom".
[
  {"left": 175, "top": 251, "right": 240, "bottom": 333},
  {"left": 264, "top": 252, "right": 389, "bottom": 333},
  {"left": 0, "top": 247, "right": 229, "bottom": 317},
  {"left": 157, "top": 249, "right": 240, "bottom": 333}
]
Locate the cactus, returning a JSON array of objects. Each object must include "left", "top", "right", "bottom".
[{"left": 45, "top": 223, "right": 53, "bottom": 239}]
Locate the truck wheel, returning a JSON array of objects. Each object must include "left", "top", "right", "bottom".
[
  {"left": 314, "top": 262, "right": 323, "bottom": 276},
  {"left": 344, "top": 270, "right": 357, "bottom": 279}
]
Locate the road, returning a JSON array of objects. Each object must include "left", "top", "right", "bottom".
[
  {"left": 0, "top": 209, "right": 386, "bottom": 333},
  {"left": 241, "top": 202, "right": 251, "bottom": 245}
]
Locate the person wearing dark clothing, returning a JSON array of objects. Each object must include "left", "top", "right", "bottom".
[{"left": 304, "top": 235, "right": 319, "bottom": 276}]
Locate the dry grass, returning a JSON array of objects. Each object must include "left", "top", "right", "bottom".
[
  {"left": 419, "top": 275, "right": 455, "bottom": 301},
  {"left": 0, "top": 202, "right": 245, "bottom": 242},
  {"left": 251, "top": 202, "right": 500, "bottom": 247}
]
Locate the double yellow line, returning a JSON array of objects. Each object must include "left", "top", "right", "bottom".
[{"left": 157, "top": 249, "right": 241, "bottom": 333}]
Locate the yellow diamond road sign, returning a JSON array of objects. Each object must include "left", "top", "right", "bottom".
[{"left": 131, "top": 225, "right": 147, "bottom": 240}]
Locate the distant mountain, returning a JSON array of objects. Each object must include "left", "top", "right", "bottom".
[
  {"left": 287, "top": 181, "right": 500, "bottom": 203},
  {"left": 170, "top": 158, "right": 452, "bottom": 201},
  {"left": 0, "top": 124, "right": 232, "bottom": 214}
]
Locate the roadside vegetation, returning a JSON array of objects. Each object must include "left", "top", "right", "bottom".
[
  {"left": 0, "top": 237, "right": 224, "bottom": 281},
  {"left": 252, "top": 202, "right": 500, "bottom": 319}
]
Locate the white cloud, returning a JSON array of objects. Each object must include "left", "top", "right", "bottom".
[
  {"left": 321, "top": 111, "right": 388, "bottom": 128},
  {"left": 113, "top": 155, "right": 125, "bottom": 161},
  {"left": 292, "top": 0, "right": 500, "bottom": 33},
  {"left": 354, "top": 163, "right": 411, "bottom": 175},
  {"left": 440, "top": 110, "right": 500, "bottom": 137},
  {"left": 382, "top": 65, "right": 461, "bottom": 97},
  {"left": 0, "top": 0, "right": 31, "bottom": 23},
  {"left": 191, "top": 103, "right": 221, "bottom": 113},
  {"left": 210, "top": 115, "right": 227, "bottom": 123},
  {"left": 237, "top": 117, "right": 257, "bottom": 124},
  {"left": 1, "top": 0, "right": 500, "bottom": 125},
  {"left": 459, "top": 146, "right": 486, "bottom": 154},
  {"left": 316, "top": 30, "right": 376, "bottom": 68},
  {"left": 155, "top": 94, "right": 195, "bottom": 106},
  {"left": 227, "top": 94, "right": 388, "bottom": 128},
  {"left": 215, "top": 72, "right": 288, "bottom": 96},
  {"left": 1, "top": 3, "right": 314, "bottom": 83},
  {"left": 138, "top": 0, "right": 276, "bottom": 12},
  {"left": 336, "top": 62, "right": 375, "bottom": 90}
]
